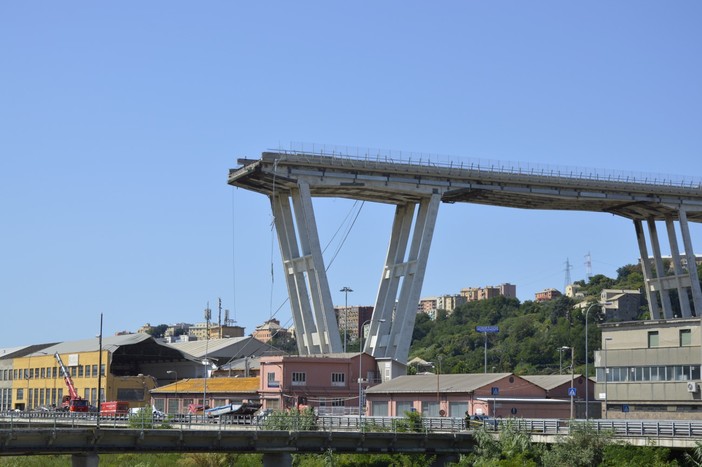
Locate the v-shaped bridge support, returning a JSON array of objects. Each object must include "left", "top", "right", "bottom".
[{"left": 270, "top": 180, "right": 440, "bottom": 363}]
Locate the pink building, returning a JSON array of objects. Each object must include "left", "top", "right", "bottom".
[
  {"left": 258, "top": 353, "right": 381, "bottom": 415},
  {"left": 365, "top": 373, "right": 572, "bottom": 419},
  {"left": 535, "top": 288, "right": 562, "bottom": 302}
]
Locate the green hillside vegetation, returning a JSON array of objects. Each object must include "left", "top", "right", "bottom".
[{"left": 409, "top": 262, "right": 702, "bottom": 376}]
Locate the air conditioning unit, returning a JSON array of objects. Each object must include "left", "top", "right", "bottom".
[{"left": 687, "top": 382, "right": 699, "bottom": 393}]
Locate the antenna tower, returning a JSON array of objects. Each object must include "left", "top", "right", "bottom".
[
  {"left": 564, "top": 258, "right": 573, "bottom": 292},
  {"left": 584, "top": 252, "right": 592, "bottom": 280}
]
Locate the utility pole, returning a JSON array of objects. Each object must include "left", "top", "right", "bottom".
[{"left": 340, "top": 287, "right": 353, "bottom": 353}]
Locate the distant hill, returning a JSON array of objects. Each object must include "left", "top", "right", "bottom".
[{"left": 408, "top": 261, "right": 696, "bottom": 376}]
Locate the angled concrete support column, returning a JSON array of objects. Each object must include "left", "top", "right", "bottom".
[
  {"left": 647, "top": 218, "right": 675, "bottom": 317},
  {"left": 270, "top": 182, "right": 341, "bottom": 355},
  {"left": 678, "top": 209, "right": 702, "bottom": 316},
  {"left": 634, "top": 219, "right": 662, "bottom": 319},
  {"left": 665, "top": 215, "right": 693, "bottom": 318},
  {"left": 369, "top": 193, "right": 441, "bottom": 364}
]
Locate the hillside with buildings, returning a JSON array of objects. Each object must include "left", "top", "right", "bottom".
[{"left": 408, "top": 262, "right": 660, "bottom": 377}]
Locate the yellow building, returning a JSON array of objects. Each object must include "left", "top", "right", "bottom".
[{"left": 11, "top": 334, "right": 191, "bottom": 411}]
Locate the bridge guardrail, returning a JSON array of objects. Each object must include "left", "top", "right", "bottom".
[{"left": 3, "top": 411, "right": 702, "bottom": 441}]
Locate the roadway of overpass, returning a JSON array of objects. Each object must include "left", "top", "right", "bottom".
[
  {"left": 4, "top": 415, "right": 702, "bottom": 465},
  {"left": 230, "top": 151, "right": 702, "bottom": 221}
]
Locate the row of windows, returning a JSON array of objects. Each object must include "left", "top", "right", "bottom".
[
  {"left": 0, "top": 365, "right": 105, "bottom": 381},
  {"left": 270, "top": 372, "right": 346, "bottom": 387},
  {"left": 647, "top": 329, "right": 692, "bottom": 348},
  {"left": 16, "top": 387, "right": 106, "bottom": 410},
  {"left": 597, "top": 365, "right": 701, "bottom": 382},
  {"left": 371, "top": 401, "right": 468, "bottom": 417}
]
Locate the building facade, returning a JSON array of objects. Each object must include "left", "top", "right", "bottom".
[
  {"left": 535, "top": 288, "right": 562, "bottom": 302},
  {"left": 365, "top": 373, "right": 569, "bottom": 419},
  {"left": 460, "top": 284, "right": 516, "bottom": 302},
  {"left": 257, "top": 353, "right": 381, "bottom": 415},
  {"left": 595, "top": 318, "right": 702, "bottom": 419},
  {"left": 600, "top": 289, "right": 642, "bottom": 321},
  {"left": 333, "top": 306, "right": 373, "bottom": 341},
  {"left": 252, "top": 318, "right": 290, "bottom": 343}
]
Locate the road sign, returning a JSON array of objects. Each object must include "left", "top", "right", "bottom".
[
  {"left": 476, "top": 326, "right": 499, "bottom": 333},
  {"left": 622, "top": 404, "right": 629, "bottom": 413},
  {"left": 568, "top": 387, "right": 577, "bottom": 397},
  {"left": 491, "top": 387, "right": 499, "bottom": 396}
]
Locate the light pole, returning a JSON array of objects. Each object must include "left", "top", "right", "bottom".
[
  {"left": 604, "top": 337, "right": 613, "bottom": 419},
  {"left": 359, "top": 318, "right": 385, "bottom": 425},
  {"left": 167, "top": 370, "right": 178, "bottom": 413},
  {"left": 558, "top": 346, "right": 568, "bottom": 375},
  {"left": 561, "top": 346, "right": 575, "bottom": 419},
  {"left": 340, "top": 287, "right": 353, "bottom": 353},
  {"left": 203, "top": 304, "right": 211, "bottom": 412},
  {"left": 585, "top": 301, "right": 611, "bottom": 420},
  {"left": 436, "top": 356, "right": 443, "bottom": 416}
]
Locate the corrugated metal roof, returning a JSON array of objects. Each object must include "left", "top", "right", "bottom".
[
  {"left": 220, "top": 357, "right": 261, "bottom": 371},
  {"left": 151, "top": 377, "right": 259, "bottom": 394},
  {"left": 366, "top": 373, "right": 511, "bottom": 394},
  {"left": 522, "top": 374, "right": 581, "bottom": 391},
  {"left": 29, "top": 333, "right": 153, "bottom": 356},
  {"left": 165, "top": 336, "right": 277, "bottom": 360}
]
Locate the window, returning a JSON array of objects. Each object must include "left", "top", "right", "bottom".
[
  {"left": 331, "top": 372, "right": 345, "bottom": 386},
  {"left": 78, "top": 366, "right": 84, "bottom": 377},
  {"left": 680, "top": 329, "right": 692, "bottom": 347},
  {"left": 396, "top": 401, "right": 414, "bottom": 416},
  {"left": 52, "top": 367, "right": 57, "bottom": 378},
  {"left": 40, "top": 368, "right": 45, "bottom": 379},
  {"left": 450, "top": 402, "right": 468, "bottom": 418},
  {"left": 291, "top": 372, "right": 306, "bottom": 386},
  {"left": 371, "top": 401, "right": 388, "bottom": 416},
  {"left": 167, "top": 398, "right": 179, "bottom": 414},
  {"left": 648, "top": 331, "right": 659, "bottom": 348},
  {"left": 422, "top": 401, "right": 440, "bottom": 417},
  {"left": 92, "top": 365, "right": 98, "bottom": 377},
  {"left": 267, "top": 372, "right": 279, "bottom": 388},
  {"left": 17, "top": 388, "right": 24, "bottom": 401}
]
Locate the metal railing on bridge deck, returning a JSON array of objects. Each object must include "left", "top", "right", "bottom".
[
  {"left": 3, "top": 411, "right": 702, "bottom": 441},
  {"left": 275, "top": 142, "right": 702, "bottom": 189}
]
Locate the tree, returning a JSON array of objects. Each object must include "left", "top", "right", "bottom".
[
  {"left": 541, "top": 424, "right": 611, "bottom": 467},
  {"left": 460, "top": 420, "right": 542, "bottom": 467}
]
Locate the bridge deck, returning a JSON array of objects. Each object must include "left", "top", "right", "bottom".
[{"left": 228, "top": 151, "right": 702, "bottom": 221}]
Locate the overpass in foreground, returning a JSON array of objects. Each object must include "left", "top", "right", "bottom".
[
  {"left": 3, "top": 415, "right": 702, "bottom": 466},
  {"left": 228, "top": 148, "right": 702, "bottom": 366}
]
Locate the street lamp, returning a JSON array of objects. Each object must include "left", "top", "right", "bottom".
[
  {"left": 167, "top": 370, "right": 178, "bottom": 413},
  {"left": 436, "top": 356, "right": 443, "bottom": 416},
  {"left": 340, "top": 287, "right": 353, "bottom": 353},
  {"left": 585, "top": 301, "right": 611, "bottom": 420},
  {"left": 559, "top": 346, "right": 574, "bottom": 419},
  {"left": 359, "top": 318, "right": 385, "bottom": 425},
  {"left": 203, "top": 304, "right": 211, "bottom": 412},
  {"left": 557, "top": 346, "right": 568, "bottom": 375},
  {"left": 604, "top": 337, "right": 613, "bottom": 419}
]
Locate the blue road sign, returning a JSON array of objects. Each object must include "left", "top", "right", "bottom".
[
  {"left": 568, "top": 387, "right": 577, "bottom": 397},
  {"left": 622, "top": 404, "right": 629, "bottom": 413},
  {"left": 491, "top": 387, "right": 499, "bottom": 396},
  {"left": 476, "top": 326, "right": 499, "bottom": 333}
]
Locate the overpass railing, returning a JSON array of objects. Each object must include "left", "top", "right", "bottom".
[
  {"left": 3, "top": 411, "right": 702, "bottom": 440},
  {"left": 273, "top": 142, "right": 702, "bottom": 190}
]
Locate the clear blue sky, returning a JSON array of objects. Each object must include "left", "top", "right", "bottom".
[{"left": 1, "top": 2, "right": 701, "bottom": 347}]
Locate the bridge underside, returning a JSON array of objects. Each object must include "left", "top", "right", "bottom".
[{"left": 229, "top": 151, "right": 702, "bottom": 363}]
